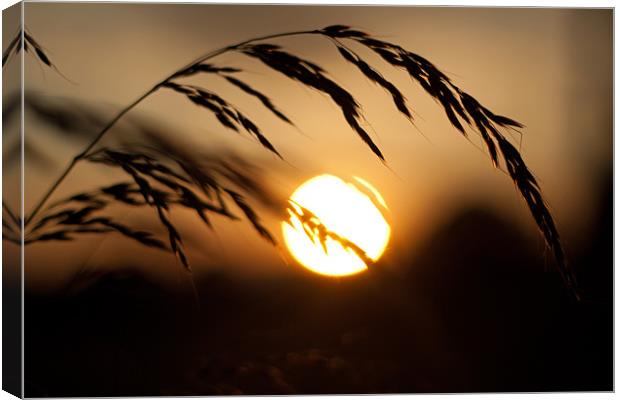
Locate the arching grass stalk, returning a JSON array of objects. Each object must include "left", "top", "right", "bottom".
[
  {"left": 5, "top": 25, "right": 578, "bottom": 298},
  {"left": 24, "top": 29, "right": 318, "bottom": 226}
]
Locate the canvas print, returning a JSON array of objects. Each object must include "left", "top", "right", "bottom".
[{"left": 2, "top": 3, "right": 612, "bottom": 397}]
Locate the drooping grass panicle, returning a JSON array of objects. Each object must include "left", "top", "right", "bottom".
[
  {"left": 162, "top": 82, "right": 282, "bottom": 157},
  {"left": 332, "top": 40, "right": 413, "bottom": 122},
  {"left": 25, "top": 143, "right": 276, "bottom": 270},
  {"left": 223, "top": 76, "right": 293, "bottom": 125},
  {"left": 317, "top": 25, "right": 574, "bottom": 295},
  {"left": 3, "top": 24, "right": 575, "bottom": 296},
  {"left": 238, "top": 41, "right": 385, "bottom": 160}
]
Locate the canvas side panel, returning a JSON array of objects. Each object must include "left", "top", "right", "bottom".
[{"left": 2, "top": 2, "right": 23, "bottom": 398}]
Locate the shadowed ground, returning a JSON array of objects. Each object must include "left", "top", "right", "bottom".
[{"left": 23, "top": 174, "right": 612, "bottom": 396}]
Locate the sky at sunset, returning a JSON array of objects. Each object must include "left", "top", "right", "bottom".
[{"left": 3, "top": 4, "right": 612, "bottom": 289}]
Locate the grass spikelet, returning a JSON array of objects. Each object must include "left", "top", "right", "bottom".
[{"left": 285, "top": 200, "right": 375, "bottom": 268}]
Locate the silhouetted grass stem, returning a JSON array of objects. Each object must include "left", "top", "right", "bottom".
[{"left": 24, "top": 30, "right": 319, "bottom": 226}]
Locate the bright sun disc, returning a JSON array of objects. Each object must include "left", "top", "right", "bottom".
[{"left": 282, "top": 174, "right": 391, "bottom": 276}]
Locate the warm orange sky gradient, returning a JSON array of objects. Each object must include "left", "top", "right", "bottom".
[{"left": 3, "top": 5, "right": 612, "bottom": 291}]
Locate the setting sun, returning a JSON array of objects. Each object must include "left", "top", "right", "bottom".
[{"left": 282, "top": 174, "right": 391, "bottom": 276}]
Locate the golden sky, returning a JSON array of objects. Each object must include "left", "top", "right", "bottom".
[{"left": 3, "top": 4, "right": 612, "bottom": 290}]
